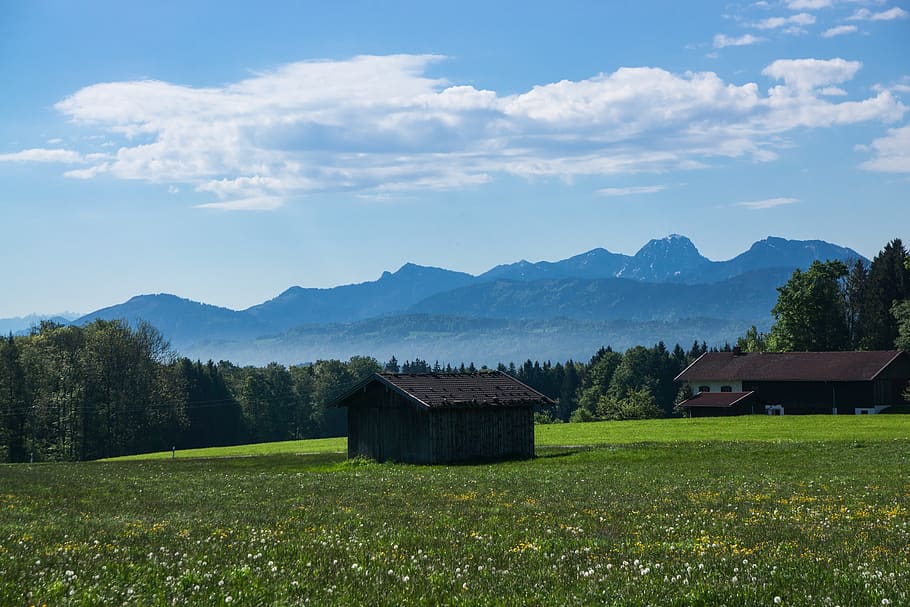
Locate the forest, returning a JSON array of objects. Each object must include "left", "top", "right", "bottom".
[{"left": 1, "top": 239, "right": 908, "bottom": 462}]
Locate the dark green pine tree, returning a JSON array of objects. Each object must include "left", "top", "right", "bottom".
[
  {"left": 845, "top": 259, "right": 868, "bottom": 349},
  {"left": 859, "top": 239, "right": 910, "bottom": 350},
  {"left": 557, "top": 361, "right": 581, "bottom": 420}
]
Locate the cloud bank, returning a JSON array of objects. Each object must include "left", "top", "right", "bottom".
[{"left": 8, "top": 54, "right": 905, "bottom": 209}]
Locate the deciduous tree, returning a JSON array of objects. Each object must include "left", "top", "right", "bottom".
[{"left": 768, "top": 260, "right": 849, "bottom": 352}]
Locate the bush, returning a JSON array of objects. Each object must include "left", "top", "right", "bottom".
[{"left": 569, "top": 407, "right": 598, "bottom": 423}]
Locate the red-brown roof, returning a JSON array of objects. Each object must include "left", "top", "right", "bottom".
[
  {"left": 338, "top": 372, "right": 554, "bottom": 409},
  {"left": 675, "top": 350, "right": 905, "bottom": 383},
  {"left": 680, "top": 391, "right": 756, "bottom": 408}
]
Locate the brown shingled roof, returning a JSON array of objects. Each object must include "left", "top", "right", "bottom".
[
  {"left": 372, "top": 372, "right": 554, "bottom": 408},
  {"left": 680, "top": 391, "right": 756, "bottom": 408},
  {"left": 675, "top": 350, "right": 905, "bottom": 383}
]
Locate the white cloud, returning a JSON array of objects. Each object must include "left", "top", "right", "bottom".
[
  {"left": 822, "top": 24, "right": 859, "bottom": 37},
  {"left": 713, "top": 33, "right": 764, "bottom": 48},
  {"left": 848, "top": 6, "right": 908, "bottom": 20},
  {"left": 0, "top": 148, "right": 84, "bottom": 163},
  {"left": 753, "top": 12, "right": 816, "bottom": 30},
  {"left": 735, "top": 197, "right": 799, "bottom": 209},
  {"left": 762, "top": 58, "right": 862, "bottom": 90},
  {"left": 3, "top": 54, "right": 902, "bottom": 210},
  {"left": 786, "top": 0, "right": 832, "bottom": 8},
  {"left": 820, "top": 86, "right": 848, "bottom": 96},
  {"left": 598, "top": 185, "right": 668, "bottom": 197},
  {"left": 859, "top": 124, "right": 910, "bottom": 172},
  {"left": 194, "top": 196, "right": 285, "bottom": 211}
]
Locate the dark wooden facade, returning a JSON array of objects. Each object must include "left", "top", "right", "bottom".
[
  {"left": 677, "top": 350, "right": 910, "bottom": 416},
  {"left": 740, "top": 379, "right": 902, "bottom": 415},
  {"left": 336, "top": 373, "right": 549, "bottom": 464}
]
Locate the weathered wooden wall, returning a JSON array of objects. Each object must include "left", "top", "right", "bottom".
[
  {"left": 429, "top": 406, "right": 533, "bottom": 463},
  {"left": 346, "top": 384, "right": 432, "bottom": 463},
  {"left": 345, "top": 382, "right": 535, "bottom": 464}
]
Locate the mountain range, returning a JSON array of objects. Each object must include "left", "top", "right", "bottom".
[{"left": 8, "top": 235, "right": 866, "bottom": 365}]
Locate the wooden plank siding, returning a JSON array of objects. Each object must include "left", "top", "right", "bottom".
[{"left": 429, "top": 407, "right": 533, "bottom": 463}]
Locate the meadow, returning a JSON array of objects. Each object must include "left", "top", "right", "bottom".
[{"left": 2, "top": 417, "right": 909, "bottom": 606}]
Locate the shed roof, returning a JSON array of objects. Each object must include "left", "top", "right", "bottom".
[
  {"left": 336, "top": 372, "right": 554, "bottom": 409},
  {"left": 680, "top": 391, "right": 756, "bottom": 409},
  {"left": 675, "top": 350, "right": 905, "bottom": 383}
]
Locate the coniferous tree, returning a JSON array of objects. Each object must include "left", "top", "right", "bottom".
[
  {"left": 384, "top": 356, "right": 400, "bottom": 373},
  {"left": 845, "top": 259, "right": 868, "bottom": 348},
  {"left": 858, "top": 239, "right": 910, "bottom": 350}
]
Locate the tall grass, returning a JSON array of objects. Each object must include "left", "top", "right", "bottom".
[{"left": 2, "top": 418, "right": 909, "bottom": 605}]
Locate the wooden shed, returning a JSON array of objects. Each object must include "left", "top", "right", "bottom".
[{"left": 334, "top": 372, "right": 553, "bottom": 464}]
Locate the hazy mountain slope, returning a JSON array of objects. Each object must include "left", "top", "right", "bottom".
[
  {"left": 719, "top": 237, "right": 866, "bottom": 277},
  {"left": 479, "top": 247, "right": 630, "bottom": 282},
  {"left": 74, "top": 294, "right": 268, "bottom": 344},
  {"left": 408, "top": 268, "right": 791, "bottom": 322},
  {"left": 245, "top": 263, "right": 477, "bottom": 326},
  {"left": 182, "top": 314, "right": 761, "bottom": 367},
  {"left": 0, "top": 314, "right": 78, "bottom": 335}
]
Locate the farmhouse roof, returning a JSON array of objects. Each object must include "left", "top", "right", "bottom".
[
  {"left": 335, "top": 372, "right": 555, "bottom": 409},
  {"left": 675, "top": 350, "right": 906, "bottom": 383},
  {"left": 680, "top": 391, "right": 756, "bottom": 409}
]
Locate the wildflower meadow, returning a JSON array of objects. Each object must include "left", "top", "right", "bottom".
[{"left": 1, "top": 417, "right": 909, "bottom": 606}]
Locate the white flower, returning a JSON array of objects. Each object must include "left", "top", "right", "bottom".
[{"left": 773, "top": 597, "right": 782, "bottom": 605}]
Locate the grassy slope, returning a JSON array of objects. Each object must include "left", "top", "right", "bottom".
[{"left": 107, "top": 414, "right": 910, "bottom": 461}]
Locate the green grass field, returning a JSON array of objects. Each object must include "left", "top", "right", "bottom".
[
  {"left": 3, "top": 416, "right": 909, "bottom": 606},
  {"left": 107, "top": 414, "right": 910, "bottom": 461}
]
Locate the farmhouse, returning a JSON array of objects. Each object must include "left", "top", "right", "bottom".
[
  {"left": 676, "top": 350, "right": 910, "bottom": 417},
  {"left": 334, "top": 372, "right": 553, "bottom": 464}
]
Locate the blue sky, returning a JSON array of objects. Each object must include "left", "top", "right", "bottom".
[{"left": 1, "top": 0, "right": 908, "bottom": 318}]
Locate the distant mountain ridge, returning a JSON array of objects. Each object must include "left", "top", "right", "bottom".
[
  {"left": 481, "top": 235, "right": 864, "bottom": 284},
  {"left": 0, "top": 313, "right": 81, "bottom": 336},
  {"left": 63, "top": 235, "right": 867, "bottom": 364},
  {"left": 246, "top": 263, "right": 476, "bottom": 326}
]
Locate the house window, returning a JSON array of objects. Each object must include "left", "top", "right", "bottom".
[
  {"left": 720, "top": 385, "right": 733, "bottom": 392},
  {"left": 698, "top": 386, "right": 710, "bottom": 393}
]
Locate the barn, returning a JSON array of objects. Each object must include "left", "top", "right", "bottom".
[
  {"left": 676, "top": 350, "right": 910, "bottom": 416},
  {"left": 334, "top": 372, "right": 554, "bottom": 464}
]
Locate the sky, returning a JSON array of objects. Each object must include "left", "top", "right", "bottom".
[{"left": 1, "top": 0, "right": 908, "bottom": 318}]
